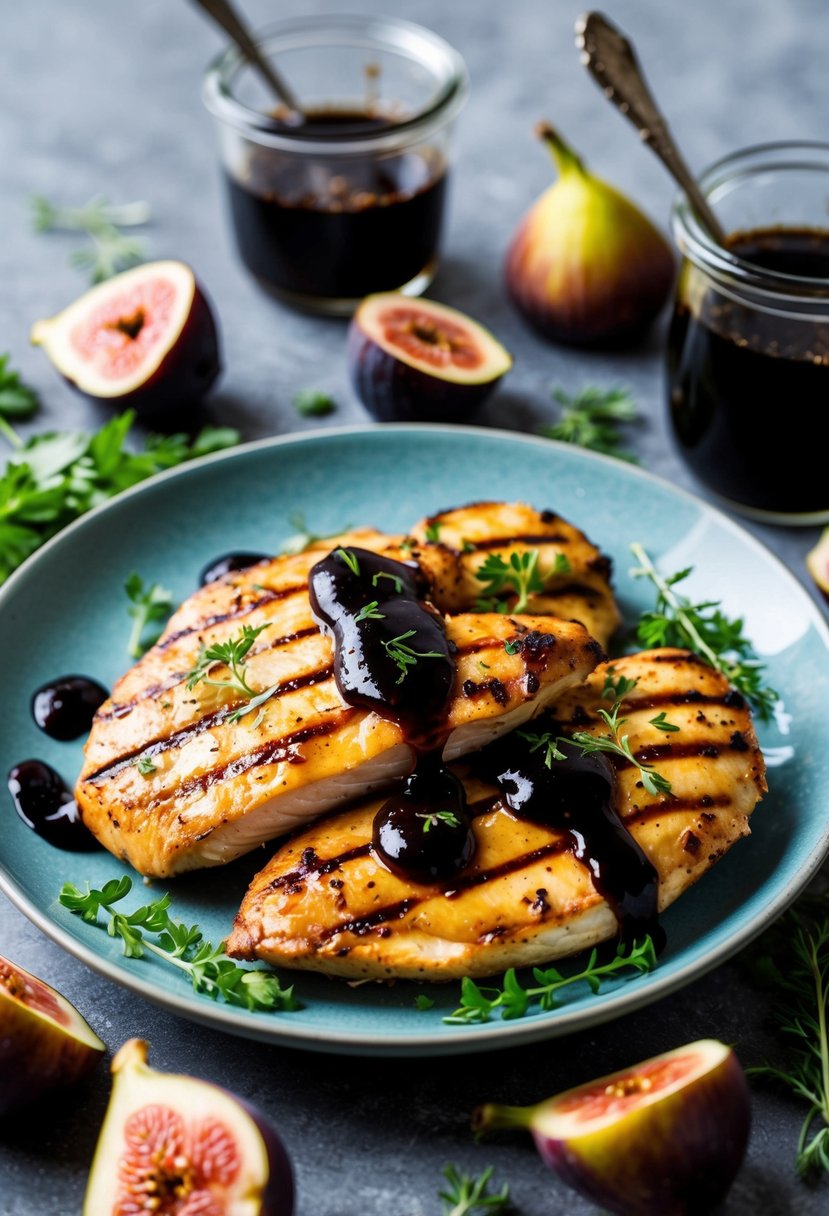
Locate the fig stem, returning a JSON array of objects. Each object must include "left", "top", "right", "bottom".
[
  {"left": 535, "top": 122, "right": 586, "bottom": 177},
  {"left": 471, "top": 1102, "right": 535, "bottom": 1137}
]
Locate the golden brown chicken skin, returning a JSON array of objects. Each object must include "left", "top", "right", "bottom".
[{"left": 227, "top": 648, "right": 766, "bottom": 980}]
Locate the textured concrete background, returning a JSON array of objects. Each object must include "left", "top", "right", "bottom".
[{"left": 2, "top": 0, "right": 829, "bottom": 1212}]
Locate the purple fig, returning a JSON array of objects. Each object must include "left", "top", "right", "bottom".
[
  {"left": 0, "top": 954, "right": 105, "bottom": 1116},
  {"left": 473, "top": 1039, "right": 750, "bottom": 1216},
  {"left": 30, "top": 260, "right": 221, "bottom": 421},
  {"left": 348, "top": 292, "right": 512, "bottom": 423},
  {"left": 504, "top": 124, "right": 675, "bottom": 347},
  {"left": 83, "top": 1039, "right": 293, "bottom": 1216}
]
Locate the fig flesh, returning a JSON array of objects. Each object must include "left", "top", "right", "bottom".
[
  {"left": 473, "top": 1038, "right": 750, "bottom": 1216},
  {"left": 30, "top": 260, "right": 221, "bottom": 421},
  {"left": 0, "top": 954, "right": 105, "bottom": 1116},
  {"left": 347, "top": 292, "right": 512, "bottom": 422},
  {"left": 83, "top": 1038, "right": 294, "bottom": 1216},
  {"left": 805, "top": 526, "right": 829, "bottom": 600},
  {"left": 504, "top": 125, "right": 675, "bottom": 347}
]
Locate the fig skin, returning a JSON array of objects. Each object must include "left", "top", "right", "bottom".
[
  {"left": 348, "top": 292, "right": 512, "bottom": 423},
  {"left": 472, "top": 1039, "right": 750, "bottom": 1216},
  {"left": 504, "top": 125, "right": 676, "bottom": 348},
  {"left": 83, "top": 1038, "right": 294, "bottom": 1216},
  {"left": 805, "top": 526, "right": 829, "bottom": 601},
  {"left": 30, "top": 260, "right": 222, "bottom": 423},
  {"left": 0, "top": 954, "right": 105, "bottom": 1117}
]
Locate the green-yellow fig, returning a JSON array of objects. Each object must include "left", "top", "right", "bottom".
[{"left": 504, "top": 124, "right": 676, "bottom": 347}]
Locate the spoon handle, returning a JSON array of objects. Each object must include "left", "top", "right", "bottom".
[
  {"left": 190, "top": 0, "right": 302, "bottom": 117},
  {"left": 575, "top": 11, "right": 727, "bottom": 246}
]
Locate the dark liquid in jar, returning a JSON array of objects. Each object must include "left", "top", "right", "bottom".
[
  {"left": 667, "top": 226, "right": 829, "bottom": 517},
  {"left": 225, "top": 108, "right": 447, "bottom": 301}
]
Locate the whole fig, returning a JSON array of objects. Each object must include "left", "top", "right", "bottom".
[{"left": 504, "top": 124, "right": 675, "bottom": 347}]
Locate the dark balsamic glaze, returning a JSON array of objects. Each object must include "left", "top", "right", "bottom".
[
  {"left": 199, "top": 551, "right": 271, "bottom": 586},
  {"left": 372, "top": 754, "right": 474, "bottom": 883},
  {"left": 309, "top": 546, "right": 454, "bottom": 743},
  {"left": 30, "top": 675, "right": 109, "bottom": 741},
  {"left": 8, "top": 760, "right": 100, "bottom": 852},
  {"left": 473, "top": 727, "right": 663, "bottom": 948},
  {"left": 668, "top": 225, "right": 829, "bottom": 516}
]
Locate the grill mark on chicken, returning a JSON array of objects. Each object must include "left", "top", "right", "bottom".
[
  {"left": 168, "top": 713, "right": 355, "bottom": 803},
  {"left": 85, "top": 664, "right": 335, "bottom": 782},
  {"left": 95, "top": 626, "right": 322, "bottom": 722},
  {"left": 460, "top": 532, "right": 573, "bottom": 550},
  {"left": 606, "top": 691, "right": 744, "bottom": 714},
  {"left": 157, "top": 583, "right": 310, "bottom": 650},
  {"left": 626, "top": 793, "right": 733, "bottom": 825}
]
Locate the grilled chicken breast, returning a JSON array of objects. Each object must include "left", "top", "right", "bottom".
[
  {"left": 76, "top": 528, "right": 604, "bottom": 877},
  {"left": 409, "top": 500, "right": 621, "bottom": 649},
  {"left": 227, "top": 648, "right": 766, "bottom": 980}
]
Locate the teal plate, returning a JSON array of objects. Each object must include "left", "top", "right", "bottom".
[{"left": 2, "top": 424, "right": 827, "bottom": 1057}]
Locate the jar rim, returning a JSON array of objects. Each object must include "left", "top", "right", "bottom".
[
  {"left": 672, "top": 140, "right": 829, "bottom": 300},
  {"left": 201, "top": 13, "right": 469, "bottom": 153}
]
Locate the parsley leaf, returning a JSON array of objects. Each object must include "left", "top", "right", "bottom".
[
  {"left": 540, "top": 385, "right": 639, "bottom": 462},
  {"left": 475, "top": 550, "right": 544, "bottom": 613},
  {"left": 0, "top": 354, "right": 39, "bottom": 422},
  {"left": 125, "top": 573, "right": 173, "bottom": 658},
  {"left": 293, "top": 389, "right": 336, "bottom": 417}
]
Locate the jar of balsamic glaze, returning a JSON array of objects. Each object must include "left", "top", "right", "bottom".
[
  {"left": 667, "top": 142, "right": 829, "bottom": 524},
  {"left": 202, "top": 15, "right": 468, "bottom": 315}
]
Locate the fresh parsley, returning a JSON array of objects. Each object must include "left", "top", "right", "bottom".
[
  {"left": 475, "top": 550, "right": 544, "bottom": 613},
  {"left": 0, "top": 409, "right": 238, "bottom": 586},
  {"left": 132, "top": 756, "right": 158, "bottom": 777},
  {"left": 415, "top": 993, "right": 436, "bottom": 1011},
  {"left": 744, "top": 897, "right": 829, "bottom": 1177},
  {"left": 540, "top": 385, "right": 639, "bottom": 462},
  {"left": 125, "top": 573, "right": 173, "bottom": 659},
  {"left": 630, "top": 542, "right": 779, "bottom": 720},
  {"left": 186, "top": 623, "right": 280, "bottom": 723},
  {"left": 293, "top": 388, "right": 336, "bottom": 418},
  {"left": 383, "top": 630, "right": 444, "bottom": 684},
  {"left": 32, "top": 194, "right": 151, "bottom": 283},
  {"left": 439, "top": 1164, "right": 510, "bottom": 1216},
  {"left": 424, "top": 521, "right": 443, "bottom": 542},
  {"left": 444, "top": 937, "right": 656, "bottom": 1024},
  {"left": 0, "top": 354, "right": 39, "bottom": 426},
  {"left": 59, "top": 876, "right": 298, "bottom": 1012}
]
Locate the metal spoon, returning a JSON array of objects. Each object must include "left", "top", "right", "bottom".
[
  {"left": 189, "top": 0, "right": 304, "bottom": 121},
  {"left": 575, "top": 11, "right": 727, "bottom": 246}
]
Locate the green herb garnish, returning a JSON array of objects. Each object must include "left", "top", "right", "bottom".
[
  {"left": 372, "top": 570, "right": 404, "bottom": 593},
  {"left": 32, "top": 194, "right": 150, "bottom": 283},
  {"left": 0, "top": 410, "right": 238, "bottom": 587},
  {"left": 415, "top": 993, "right": 436, "bottom": 1012},
  {"left": 630, "top": 542, "right": 779, "bottom": 720},
  {"left": 278, "top": 512, "right": 350, "bottom": 556},
  {"left": 132, "top": 755, "right": 158, "bottom": 777},
  {"left": 444, "top": 937, "right": 656, "bottom": 1024},
  {"left": 293, "top": 389, "right": 336, "bottom": 418},
  {"left": 186, "top": 623, "right": 281, "bottom": 723},
  {"left": 439, "top": 1164, "right": 510, "bottom": 1216},
  {"left": 475, "top": 550, "right": 544, "bottom": 613},
  {"left": 125, "top": 573, "right": 173, "bottom": 659},
  {"left": 336, "top": 547, "right": 361, "bottom": 576},
  {"left": 424, "top": 521, "right": 443, "bottom": 542},
  {"left": 59, "top": 876, "right": 298, "bottom": 1012},
  {"left": 540, "top": 385, "right": 639, "bottom": 462},
  {"left": 355, "top": 600, "right": 385, "bottom": 623},
  {"left": 0, "top": 354, "right": 39, "bottom": 428},
  {"left": 503, "top": 639, "right": 521, "bottom": 656},
  {"left": 417, "top": 810, "right": 461, "bottom": 832},
  {"left": 383, "top": 630, "right": 444, "bottom": 684}
]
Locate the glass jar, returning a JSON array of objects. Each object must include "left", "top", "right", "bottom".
[
  {"left": 202, "top": 14, "right": 468, "bottom": 315},
  {"left": 666, "top": 142, "right": 829, "bottom": 525}
]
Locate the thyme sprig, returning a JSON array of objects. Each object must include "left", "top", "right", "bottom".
[
  {"left": 444, "top": 936, "right": 656, "bottom": 1024},
  {"left": 186, "top": 623, "right": 279, "bottom": 723},
  {"left": 32, "top": 193, "right": 151, "bottom": 283},
  {"left": 745, "top": 899, "right": 829, "bottom": 1177},
  {"left": 539, "top": 384, "right": 639, "bottom": 462},
  {"left": 439, "top": 1164, "right": 511, "bottom": 1216},
  {"left": 630, "top": 542, "right": 779, "bottom": 720},
  {"left": 125, "top": 572, "right": 173, "bottom": 658},
  {"left": 383, "top": 629, "right": 444, "bottom": 684},
  {"left": 59, "top": 876, "right": 298, "bottom": 1013}
]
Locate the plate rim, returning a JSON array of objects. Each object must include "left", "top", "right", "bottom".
[{"left": 2, "top": 420, "right": 828, "bottom": 1055}]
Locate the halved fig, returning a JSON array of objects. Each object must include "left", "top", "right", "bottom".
[
  {"left": 806, "top": 526, "right": 829, "bottom": 601},
  {"left": 30, "top": 260, "right": 221, "bottom": 421},
  {"left": 83, "top": 1039, "right": 294, "bottom": 1216},
  {"left": 0, "top": 954, "right": 105, "bottom": 1116},
  {"left": 473, "top": 1039, "right": 750, "bottom": 1216},
  {"left": 348, "top": 292, "right": 512, "bottom": 422}
]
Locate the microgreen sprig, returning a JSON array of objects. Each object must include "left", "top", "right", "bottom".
[
  {"left": 539, "top": 384, "right": 640, "bottom": 462},
  {"left": 32, "top": 193, "right": 151, "bottom": 283},
  {"left": 383, "top": 629, "right": 444, "bottom": 684},
  {"left": 59, "top": 876, "right": 298, "bottom": 1012},
  {"left": 444, "top": 937, "right": 656, "bottom": 1024},
  {"left": 630, "top": 542, "right": 779, "bottom": 720},
  {"left": 125, "top": 572, "right": 173, "bottom": 659},
  {"left": 355, "top": 600, "right": 385, "bottom": 623},
  {"left": 417, "top": 810, "right": 462, "bottom": 832},
  {"left": 439, "top": 1164, "right": 511, "bottom": 1216}
]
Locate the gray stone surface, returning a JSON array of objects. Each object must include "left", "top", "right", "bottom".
[{"left": 2, "top": 0, "right": 829, "bottom": 1212}]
